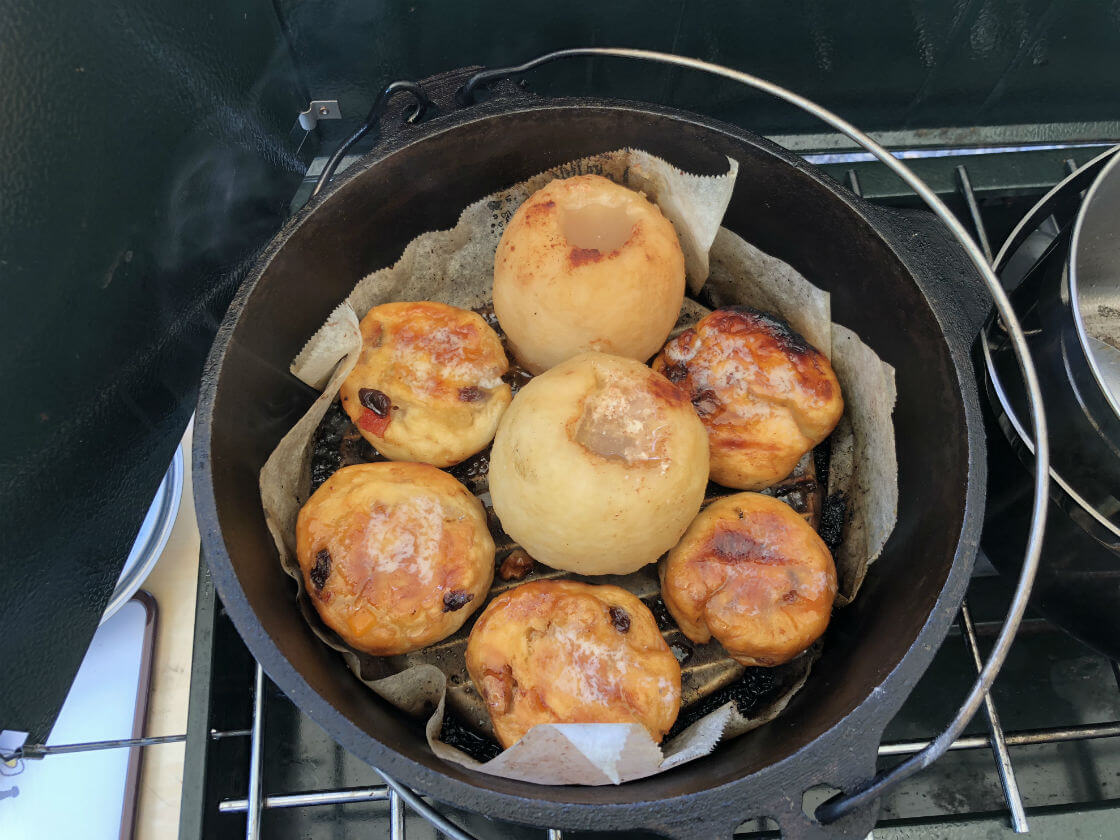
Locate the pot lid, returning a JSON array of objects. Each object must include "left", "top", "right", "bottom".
[{"left": 1071, "top": 148, "right": 1120, "bottom": 418}]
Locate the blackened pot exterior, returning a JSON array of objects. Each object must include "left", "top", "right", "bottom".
[{"left": 194, "top": 78, "right": 987, "bottom": 840}]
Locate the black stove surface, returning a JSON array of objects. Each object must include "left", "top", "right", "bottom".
[{"left": 181, "top": 144, "right": 1120, "bottom": 840}]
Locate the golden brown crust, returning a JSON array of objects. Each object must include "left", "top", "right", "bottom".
[
  {"left": 493, "top": 175, "right": 686, "bottom": 373},
  {"left": 465, "top": 580, "right": 681, "bottom": 748},
  {"left": 660, "top": 492, "right": 837, "bottom": 667},
  {"left": 339, "top": 301, "right": 511, "bottom": 467},
  {"left": 296, "top": 462, "right": 495, "bottom": 656},
  {"left": 488, "top": 352, "right": 709, "bottom": 576},
  {"left": 654, "top": 307, "right": 844, "bottom": 490}
]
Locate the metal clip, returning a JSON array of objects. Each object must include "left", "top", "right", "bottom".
[{"left": 298, "top": 100, "right": 342, "bottom": 131}]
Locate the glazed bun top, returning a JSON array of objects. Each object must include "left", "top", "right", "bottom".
[
  {"left": 296, "top": 462, "right": 495, "bottom": 656},
  {"left": 465, "top": 579, "right": 681, "bottom": 748},
  {"left": 654, "top": 306, "right": 843, "bottom": 490},
  {"left": 660, "top": 491, "right": 837, "bottom": 667},
  {"left": 339, "top": 301, "right": 511, "bottom": 467}
]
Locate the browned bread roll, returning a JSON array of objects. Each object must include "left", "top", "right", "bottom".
[
  {"left": 339, "top": 301, "right": 511, "bottom": 467},
  {"left": 660, "top": 492, "right": 837, "bottom": 667},
  {"left": 296, "top": 462, "right": 494, "bottom": 656},
  {"left": 488, "top": 352, "right": 709, "bottom": 575},
  {"left": 653, "top": 306, "right": 844, "bottom": 490},
  {"left": 465, "top": 580, "right": 681, "bottom": 748},
  {"left": 493, "top": 175, "right": 686, "bottom": 374}
]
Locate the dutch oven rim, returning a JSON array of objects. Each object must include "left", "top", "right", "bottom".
[{"left": 193, "top": 91, "right": 985, "bottom": 836}]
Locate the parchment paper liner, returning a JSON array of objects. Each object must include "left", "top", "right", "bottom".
[{"left": 260, "top": 149, "right": 897, "bottom": 785}]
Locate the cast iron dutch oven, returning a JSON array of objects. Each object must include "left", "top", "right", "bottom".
[{"left": 194, "top": 56, "right": 999, "bottom": 839}]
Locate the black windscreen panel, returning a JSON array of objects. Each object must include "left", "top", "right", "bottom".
[
  {"left": 276, "top": 0, "right": 1120, "bottom": 146},
  {"left": 0, "top": 0, "right": 306, "bottom": 740}
]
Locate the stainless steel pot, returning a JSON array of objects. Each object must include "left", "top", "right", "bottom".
[
  {"left": 1071, "top": 152, "right": 1120, "bottom": 465},
  {"left": 982, "top": 146, "right": 1120, "bottom": 658}
]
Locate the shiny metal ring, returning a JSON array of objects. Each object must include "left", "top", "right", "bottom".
[
  {"left": 464, "top": 46, "right": 1049, "bottom": 825},
  {"left": 333, "top": 47, "right": 1051, "bottom": 830},
  {"left": 103, "top": 443, "right": 184, "bottom": 622},
  {"left": 980, "top": 145, "right": 1120, "bottom": 541}
]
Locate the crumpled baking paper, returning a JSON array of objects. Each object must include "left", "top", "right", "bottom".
[{"left": 259, "top": 148, "right": 896, "bottom": 785}]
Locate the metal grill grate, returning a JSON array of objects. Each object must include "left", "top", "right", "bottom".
[{"left": 207, "top": 610, "right": 1120, "bottom": 840}]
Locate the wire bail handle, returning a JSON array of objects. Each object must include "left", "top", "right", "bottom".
[
  {"left": 321, "top": 47, "right": 1050, "bottom": 829},
  {"left": 311, "top": 81, "right": 432, "bottom": 198}
]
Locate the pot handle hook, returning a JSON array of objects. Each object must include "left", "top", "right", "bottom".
[
  {"left": 311, "top": 81, "right": 433, "bottom": 199},
  {"left": 460, "top": 48, "right": 1051, "bottom": 827}
]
